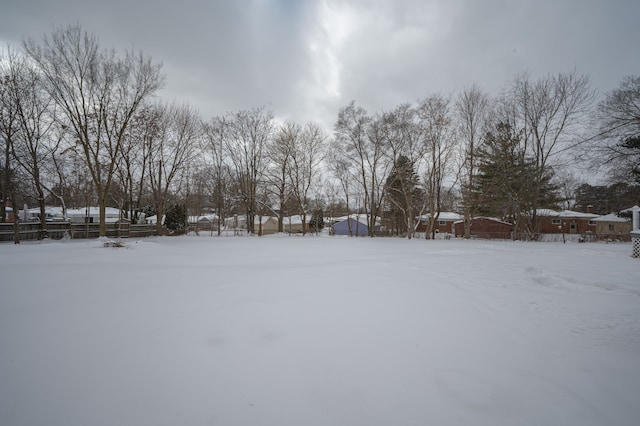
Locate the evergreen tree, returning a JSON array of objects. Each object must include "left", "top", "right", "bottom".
[
  {"left": 622, "top": 136, "right": 640, "bottom": 184},
  {"left": 384, "top": 155, "right": 422, "bottom": 236},
  {"left": 574, "top": 181, "right": 640, "bottom": 213},
  {"left": 309, "top": 209, "right": 324, "bottom": 234},
  {"left": 475, "top": 122, "right": 558, "bottom": 235},
  {"left": 165, "top": 203, "right": 187, "bottom": 234}
]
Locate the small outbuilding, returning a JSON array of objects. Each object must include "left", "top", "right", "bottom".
[{"left": 332, "top": 216, "right": 370, "bottom": 236}]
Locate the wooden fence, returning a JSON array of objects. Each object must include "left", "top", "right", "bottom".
[{"left": 0, "top": 222, "right": 157, "bottom": 243}]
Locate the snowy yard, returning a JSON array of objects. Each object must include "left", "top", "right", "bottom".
[{"left": 1, "top": 235, "right": 639, "bottom": 426}]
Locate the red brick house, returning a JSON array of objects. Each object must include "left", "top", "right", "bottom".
[
  {"left": 535, "top": 209, "right": 598, "bottom": 235},
  {"left": 454, "top": 217, "right": 513, "bottom": 239},
  {"left": 416, "top": 212, "right": 463, "bottom": 234}
]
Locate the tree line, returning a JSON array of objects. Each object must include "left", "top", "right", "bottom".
[{"left": 1, "top": 25, "right": 639, "bottom": 242}]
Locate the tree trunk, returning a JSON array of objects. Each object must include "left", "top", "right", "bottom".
[{"left": 99, "top": 196, "right": 107, "bottom": 237}]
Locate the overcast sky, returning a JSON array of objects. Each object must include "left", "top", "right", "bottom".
[{"left": 1, "top": 0, "right": 639, "bottom": 131}]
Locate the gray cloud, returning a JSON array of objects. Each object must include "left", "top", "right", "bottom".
[{"left": 2, "top": 0, "right": 639, "bottom": 131}]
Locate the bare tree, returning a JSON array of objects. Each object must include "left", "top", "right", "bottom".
[
  {"left": 0, "top": 52, "right": 22, "bottom": 243},
  {"left": 508, "top": 70, "right": 594, "bottom": 230},
  {"left": 46, "top": 131, "right": 76, "bottom": 219},
  {"left": 115, "top": 104, "right": 164, "bottom": 223},
  {"left": 24, "top": 24, "right": 164, "bottom": 236},
  {"left": 334, "top": 102, "right": 391, "bottom": 236},
  {"left": 225, "top": 107, "right": 273, "bottom": 235},
  {"left": 288, "top": 122, "right": 326, "bottom": 234},
  {"left": 554, "top": 170, "right": 583, "bottom": 210},
  {"left": 455, "top": 84, "right": 492, "bottom": 238},
  {"left": 202, "top": 116, "right": 233, "bottom": 235},
  {"left": 147, "top": 103, "right": 200, "bottom": 234},
  {"left": 418, "top": 95, "right": 457, "bottom": 239},
  {"left": 593, "top": 75, "right": 640, "bottom": 183},
  {"left": 327, "top": 152, "right": 356, "bottom": 235},
  {"left": 3, "top": 48, "right": 59, "bottom": 238},
  {"left": 267, "top": 121, "right": 297, "bottom": 232}
]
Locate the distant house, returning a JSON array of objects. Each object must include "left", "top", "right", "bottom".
[
  {"left": 283, "top": 215, "right": 309, "bottom": 234},
  {"left": 592, "top": 213, "right": 632, "bottom": 238},
  {"left": 188, "top": 214, "right": 219, "bottom": 232},
  {"left": 416, "top": 212, "right": 463, "bottom": 234},
  {"left": 454, "top": 217, "right": 513, "bottom": 239},
  {"left": 20, "top": 206, "right": 63, "bottom": 222},
  {"left": 222, "top": 215, "right": 279, "bottom": 235},
  {"left": 66, "top": 207, "right": 121, "bottom": 224},
  {"left": 535, "top": 209, "right": 598, "bottom": 235},
  {"left": 254, "top": 216, "right": 279, "bottom": 235},
  {"left": 332, "top": 215, "right": 372, "bottom": 236}
]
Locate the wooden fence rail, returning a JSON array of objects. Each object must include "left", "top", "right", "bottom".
[{"left": 0, "top": 222, "right": 157, "bottom": 243}]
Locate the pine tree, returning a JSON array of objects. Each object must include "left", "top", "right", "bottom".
[
  {"left": 384, "top": 155, "right": 422, "bottom": 236},
  {"left": 575, "top": 181, "right": 640, "bottom": 213},
  {"left": 309, "top": 209, "right": 324, "bottom": 234},
  {"left": 622, "top": 136, "right": 640, "bottom": 184},
  {"left": 475, "top": 122, "right": 558, "bottom": 235},
  {"left": 165, "top": 203, "right": 187, "bottom": 234}
]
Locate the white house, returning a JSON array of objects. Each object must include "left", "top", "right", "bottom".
[{"left": 66, "top": 207, "right": 121, "bottom": 224}]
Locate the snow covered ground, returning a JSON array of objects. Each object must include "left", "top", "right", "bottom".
[{"left": 1, "top": 235, "right": 639, "bottom": 426}]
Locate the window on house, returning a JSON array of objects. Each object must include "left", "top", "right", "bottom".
[
  {"left": 439, "top": 220, "right": 446, "bottom": 226},
  {"left": 588, "top": 220, "right": 595, "bottom": 225},
  {"left": 570, "top": 223, "right": 576, "bottom": 230},
  {"left": 608, "top": 224, "right": 615, "bottom": 232},
  {"left": 551, "top": 219, "right": 561, "bottom": 225}
]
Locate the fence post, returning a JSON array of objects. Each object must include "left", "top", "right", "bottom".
[{"left": 631, "top": 206, "right": 640, "bottom": 258}]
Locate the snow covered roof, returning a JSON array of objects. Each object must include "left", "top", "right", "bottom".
[
  {"left": 620, "top": 205, "right": 640, "bottom": 213},
  {"left": 284, "top": 215, "right": 306, "bottom": 225},
  {"left": 22, "top": 206, "right": 64, "bottom": 216},
  {"left": 454, "top": 216, "right": 513, "bottom": 226},
  {"left": 188, "top": 214, "right": 219, "bottom": 223},
  {"left": 329, "top": 214, "right": 380, "bottom": 226},
  {"left": 536, "top": 209, "right": 599, "bottom": 219},
  {"left": 255, "top": 216, "right": 277, "bottom": 225},
  {"left": 418, "top": 212, "right": 463, "bottom": 221},
  {"left": 476, "top": 216, "right": 513, "bottom": 225},
  {"left": 66, "top": 207, "right": 121, "bottom": 217},
  {"left": 592, "top": 213, "right": 631, "bottom": 223}
]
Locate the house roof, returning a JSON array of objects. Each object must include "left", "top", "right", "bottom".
[
  {"left": 20, "top": 206, "right": 120, "bottom": 218},
  {"left": 22, "top": 206, "right": 63, "bottom": 216},
  {"left": 284, "top": 215, "right": 313, "bottom": 225},
  {"left": 536, "top": 209, "right": 599, "bottom": 219},
  {"left": 621, "top": 205, "right": 640, "bottom": 213},
  {"left": 189, "top": 214, "right": 219, "bottom": 223},
  {"left": 477, "top": 216, "right": 513, "bottom": 226},
  {"left": 454, "top": 216, "right": 513, "bottom": 226},
  {"left": 418, "top": 212, "right": 463, "bottom": 221},
  {"left": 330, "top": 214, "right": 381, "bottom": 226},
  {"left": 66, "top": 207, "right": 121, "bottom": 217},
  {"left": 592, "top": 213, "right": 631, "bottom": 223},
  {"left": 333, "top": 217, "right": 368, "bottom": 227}
]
